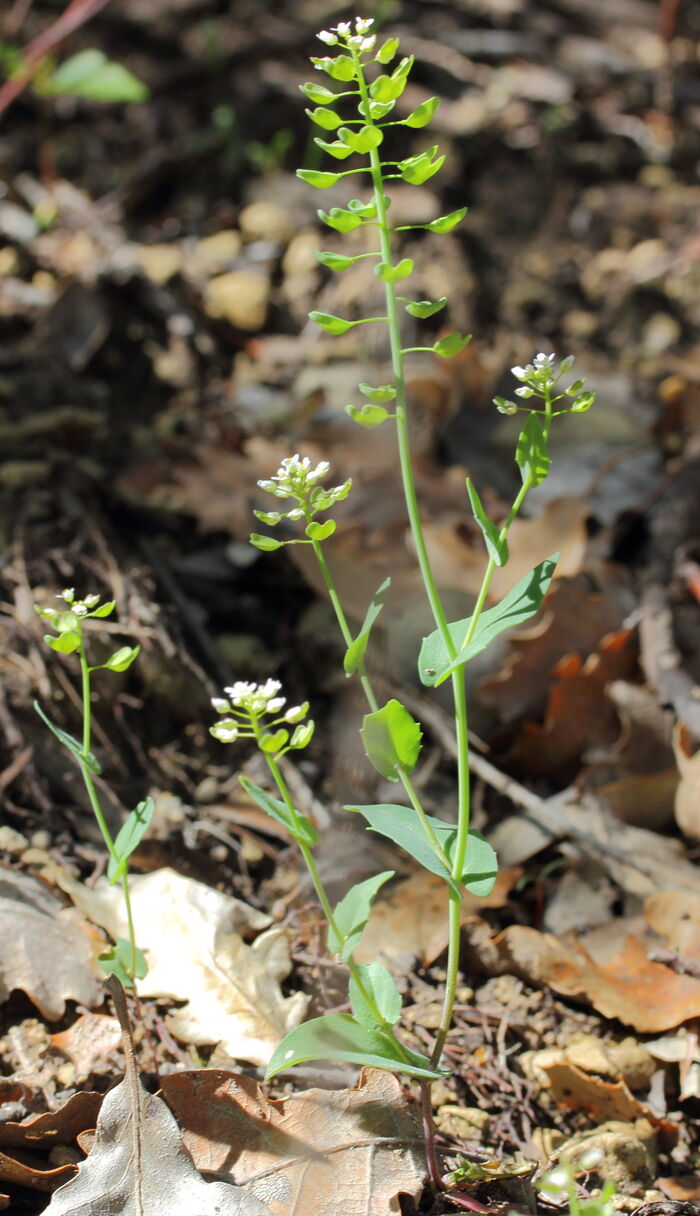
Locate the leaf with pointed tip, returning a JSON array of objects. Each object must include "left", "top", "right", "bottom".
[
  {"left": 108, "top": 798, "right": 156, "bottom": 884},
  {"left": 314, "top": 250, "right": 365, "bottom": 271},
  {"left": 404, "top": 296, "right": 446, "bottom": 319},
  {"left": 344, "top": 576, "right": 391, "bottom": 675},
  {"left": 33, "top": 701, "right": 102, "bottom": 774},
  {"left": 250, "top": 533, "right": 285, "bottom": 552},
  {"left": 328, "top": 871, "right": 394, "bottom": 960},
  {"left": 403, "top": 96, "right": 440, "bottom": 128},
  {"left": 309, "top": 310, "right": 355, "bottom": 335},
  {"left": 296, "top": 169, "right": 341, "bottom": 189},
  {"left": 345, "top": 403, "right": 390, "bottom": 428},
  {"left": 418, "top": 555, "right": 558, "bottom": 687},
  {"left": 398, "top": 148, "right": 444, "bottom": 185},
  {"left": 433, "top": 332, "right": 471, "bottom": 357},
  {"left": 466, "top": 478, "right": 507, "bottom": 566},
  {"left": 97, "top": 938, "right": 148, "bottom": 987},
  {"left": 265, "top": 1012, "right": 445, "bottom": 1080},
  {"left": 360, "top": 699, "right": 422, "bottom": 781},
  {"left": 239, "top": 776, "right": 318, "bottom": 846}
]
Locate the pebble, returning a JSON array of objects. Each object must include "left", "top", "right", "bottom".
[
  {"left": 20, "top": 847, "right": 51, "bottom": 867},
  {"left": 194, "top": 776, "right": 219, "bottom": 804},
  {"left": 0, "top": 825, "right": 29, "bottom": 856}
]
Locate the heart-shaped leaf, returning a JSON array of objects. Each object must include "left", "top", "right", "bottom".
[
  {"left": 306, "top": 106, "right": 342, "bottom": 130},
  {"left": 375, "top": 258, "right": 414, "bottom": 283},
  {"left": 345, "top": 403, "right": 390, "bottom": 428},
  {"left": 317, "top": 207, "right": 363, "bottom": 233},
  {"left": 305, "top": 520, "right": 336, "bottom": 541}
]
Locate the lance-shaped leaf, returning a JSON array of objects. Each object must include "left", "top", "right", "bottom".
[
  {"left": 318, "top": 206, "right": 363, "bottom": 233},
  {"left": 309, "top": 310, "right": 355, "bottom": 335},
  {"left": 360, "top": 699, "right": 422, "bottom": 781},
  {"left": 516, "top": 413, "right": 551, "bottom": 487},
  {"left": 328, "top": 871, "right": 394, "bottom": 960},
  {"left": 33, "top": 701, "right": 102, "bottom": 774},
  {"left": 90, "top": 600, "right": 116, "bottom": 618},
  {"left": 239, "top": 776, "right": 318, "bottom": 846},
  {"left": 296, "top": 169, "right": 342, "bottom": 189},
  {"left": 101, "top": 645, "right": 140, "bottom": 673},
  {"left": 433, "top": 331, "right": 471, "bottom": 357},
  {"left": 418, "top": 554, "right": 558, "bottom": 687},
  {"left": 108, "top": 798, "right": 155, "bottom": 884},
  {"left": 265, "top": 1012, "right": 445, "bottom": 1080},
  {"left": 375, "top": 258, "right": 414, "bottom": 283},
  {"left": 300, "top": 81, "right": 340, "bottom": 104},
  {"left": 404, "top": 296, "right": 446, "bottom": 318},
  {"left": 466, "top": 478, "right": 507, "bottom": 566},
  {"left": 344, "top": 576, "right": 391, "bottom": 675},
  {"left": 345, "top": 403, "right": 390, "bottom": 428},
  {"left": 305, "top": 106, "right": 342, "bottom": 130},
  {"left": 349, "top": 963, "right": 402, "bottom": 1029},
  {"left": 346, "top": 804, "right": 498, "bottom": 898},
  {"left": 358, "top": 382, "right": 396, "bottom": 402},
  {"left": 403, "top": 96, "right": 440, "bottom": 127}
]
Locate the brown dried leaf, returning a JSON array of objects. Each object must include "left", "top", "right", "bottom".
[
  {"left": 542, "top": 1061, "right": 662, "bottom": 1125},
  {"left": 0, "top": 865, "right": 101, "bottom": 1019},
  {"left": 161, "top": 1067, "right": 426, "bottom": 1216},
  {"left": 50, "top": 1014, "right": 121, "bottom": 1079},
  {"left": 672, "top": 725, "right": 700, "bottom": 840},
  {"left": 0, "top": 1091, "right": 102, "bottom": 1150}
]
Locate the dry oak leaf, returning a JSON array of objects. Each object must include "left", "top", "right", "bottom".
[
  {"left": 0, "top": 864, "right": 101, "bottom": 1019},
  {"left": 58, "top": 867, "right": 307, "bottom": 1067},
  {"left": 50, "top": 1013, "right": 121, "bottom": 1080},
  {"left": 0, "top": 1091, "right": 103, "bottom": 1195},
  {"left": 46, "top": 1072, "right": 271, "bottom": 1215},
  {"left": 462, "top": 919, "right": 700, "bottom": 1032},
  {"left": 161, "top": 1066, "right": 427, "bottom": 1216},
  {"left": 541, "top": 1060, "right": 677, "bottom": 1144}
]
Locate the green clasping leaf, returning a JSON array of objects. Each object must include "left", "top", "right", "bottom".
[
  {"left": 404, "top": 296, "right": 447, "bottom": 319},
  {"left": 314, "top": 250, "right": 364, "bottom": 271},
  {"left": 310, "top": 54, "right": 356, "bottom": 82},
  {"left": 375, "top": 258, "right": 414, "bottom": 283},
  {"left": 102, "top": 645, "right": 140, "bottom": 673},
  {"left": 419, "top": 555, "right": 559, "bottom": 687},
  {"left": 296, "top": 169, "right": 342, "bottom": 189},
  {"left": 344, "top": 576, "right": 391, "bottom": 675},
  {"left": 305, "top": 520, "right": 336, "bottom": 541},
  {"left": 45, "top": 631, "right": 81, "bottom": 654},
  {"left": 314, "top": 137, "right": 353, "bottom": 160},
  {"left": 317, "top": 207, "right": 363, "bottom": 233},
  {"left": 516, "top": 413, "right": 551, "bottom": 486},
  {"left": 260, "top": 729, "right": 289, "bottom": 753},
  {"left": 98, "top": 938, "right": 147, "bottom": 987},
  {"left": 328, "top": 871, "right": 394, "bottom": 960},
  {"left": 108, "top": 797, "right": 155, "bottom": 884},
  {"left": 240, "top": 776, "right": 318, "bottom": 846},
  {"left": 358, "top": 382, "right": 396, "bottom": 402},
  {"left": 250, "top": 533, "right": 285, "bottom": 551},
  {"left": 433, "top": 332, "right": 471, "bottom": 357},
  {"left": 306, "top": 106, "right": 343, "bottom": 130},
  {"left": 349, "top": 963, "right": 402, "bottom": 1029},
  {"left": 375, "top": 37, "right": 400, "bottom": 65},
  {"left": 338, "top": 125, "right": 383, "bottom": 153},
  {"left": 265, "top": 1013, "right": 445, "bottom": 1080},
  {"left": 466, "top": 478, "right": 508, "bottom": 566},
  {"left": 299, "top": 81, "right": 339, "bottom": 105},
  {"left": 360, "top": 699, "right": 422, "bottom": 781},
  {"left": 403, "top": 96, "right": 440, "bottom": 128},
  {"left": 345, "top": 403, "right": 390, "bottom": 428},
  {"left": 309, "top": 310, "right": 355, "bottom": 334}
]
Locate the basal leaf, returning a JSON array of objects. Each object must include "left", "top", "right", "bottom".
[
  {"left": 46, "top": 50, "right": 148, "bottom": 103},
  {"left": 344, "top": 576, "right": 391, "bottom": 675},
  {"left": 466, "top": 478, "right": 507, "bottom": 566},
  {"left": 98, "top": 938, "right": 148, "bottom": 986},
  {"left": 328, "top": 871, "right": 394, "bottom": 960},
  {"left": 360, "top": 699, "right": 422, "bottom": 780},
  {"left": 418, "top": 555, "right": 558, "bottom": 686},
  {"left": 265, "top": 1012, "right": 445, "bottom": 1080}
]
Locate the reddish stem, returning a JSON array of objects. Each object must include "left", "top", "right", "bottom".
[{"left": 0, "top": 0, "right": 113, "bottom": 118}]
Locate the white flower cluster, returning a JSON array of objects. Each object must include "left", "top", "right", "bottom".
[
  {"left": 35, "top": 589, "right": 110, "bottom": 620},
  {"left": 210, "top": 679, "right": 312, "bottom": 751},
  {"left": 317, "top": 17, "right": 375, "bottom": 52},
  {"left": 511, "top": 352, "right": 557, "bottom": 386},
  {"left": 258, "top": 455, "right": 331, "bottom": 498}
]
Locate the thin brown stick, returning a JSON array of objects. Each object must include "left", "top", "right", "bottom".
[{"left": 0, "top": 0, "right": 113, "bottom": 118}]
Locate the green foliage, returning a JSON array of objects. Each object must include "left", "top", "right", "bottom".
[
  {"left": 328, "top": 871, "right": 394, "bottom": 960},
  {"left": 360, "top": 699, "right": 423, "bottom": 780},
  {"left": 41, "top": 49, "right": 148, "bottom": 103},
  {"left": 266, "top": 1012, "right": 445, "bottom": 1081},
  {"left": 344, "top": 577, "right": 391, "bottom": 675},
  {"left": 108, "top": 798, "right": 155, "bottom": 884}
]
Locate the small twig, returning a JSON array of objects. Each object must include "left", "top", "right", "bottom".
[{"left": 0, "top": 0, "right": 113, "bottom": 118}]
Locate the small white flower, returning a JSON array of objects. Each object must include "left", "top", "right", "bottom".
[
  {"left": 336, "top": 21, "right": 352, "bottom": 38},
  {"left": 515, "top": 386, "right": 534, "bottom": 398},
  {"left": 511, "top": 365, "right": 528, "bottom": 381},
  {"left": 83, "top": 594, "right": 100, "bottom": 608},
  {"left": 211, "top": 697, "right": 231, "bottom": 713},
  {"left": 317, "top": 29, "right": 338, "bottom": 45},
  {"left": 359, "top": 35, "right": 376, "bottom": 51},
  {"left": 260, "top": 678, "right": 282, "bottom": 698},
  {"left": 533, "top": 352, "right": 555, "bottom": 368},
  {"left": 73, "top": 604, "right": 89, "bottom": 616},
  {"left": 355, "top": 17, "right": 375, "bottom": 34},
  {"left": 284, "top": 702, "right": 308, "bottom": 723},
  {"left": 267, "top": 696, "right": 286, "bottom": 713},
  {"left": 59, "top": 588, "right": 75, "bottom": 603},
  {"left": 210, "top": 720, "right": 239, "bottom": 743},
  {"left": 225, "top": 680, "right": 256, "bottom": 702}
]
